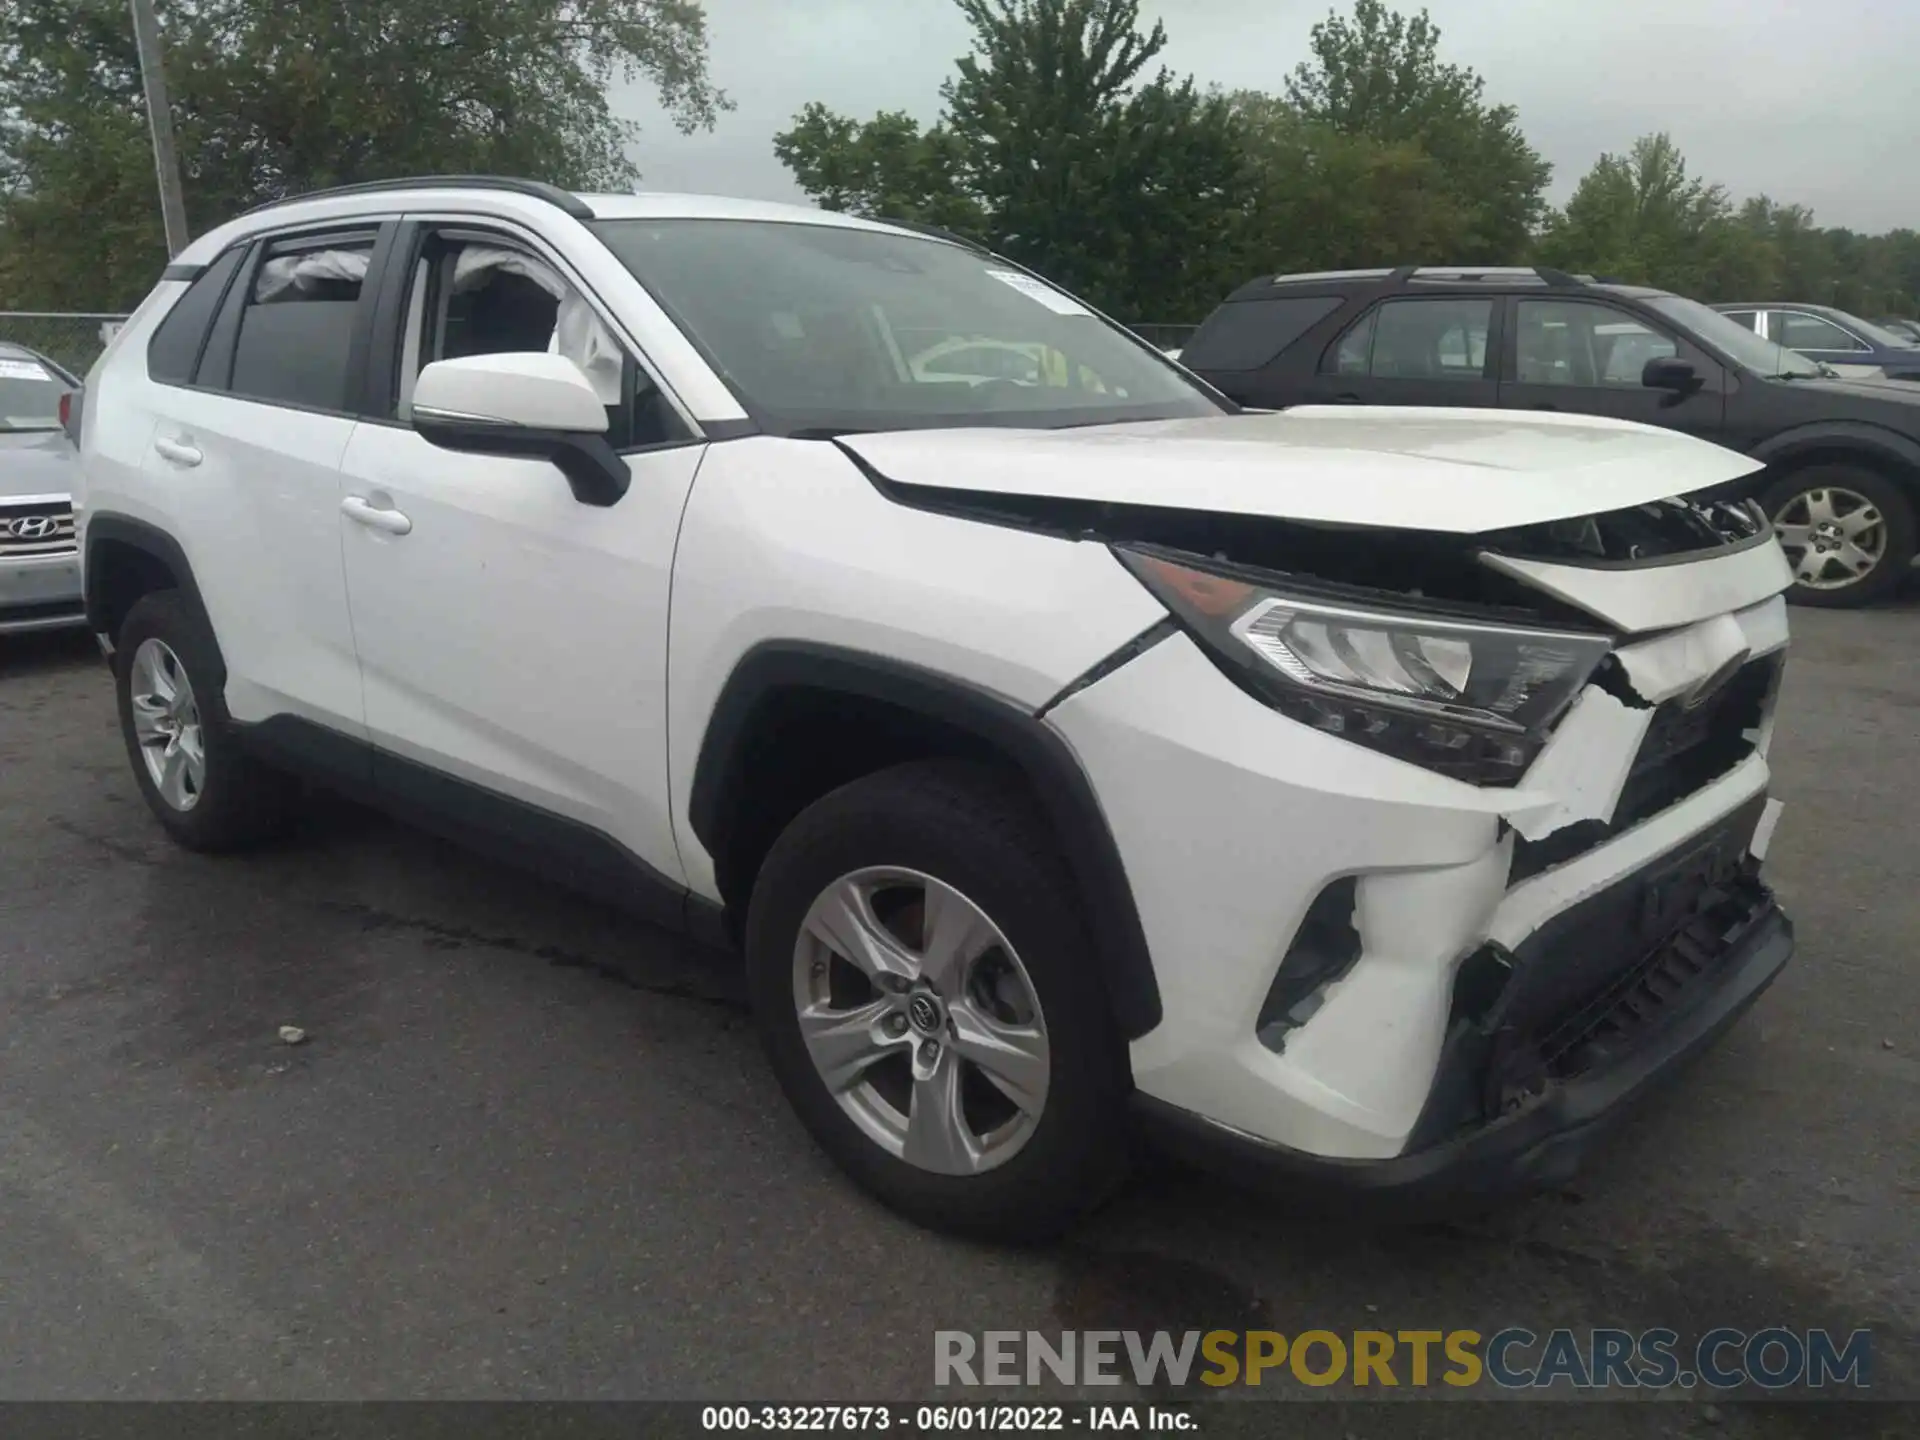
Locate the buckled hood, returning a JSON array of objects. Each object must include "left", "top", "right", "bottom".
[{"left": 839, "top": 407, "right": 1765, "bottom": 535}]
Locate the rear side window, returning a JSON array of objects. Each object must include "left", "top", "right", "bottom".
[
  {"left": 1325, "top": 298, "right": 1492, "bottom": 381},
  {"left": 1183, "top": 295, "right": 1344, "bottom": 371},
  {"left": 146, "top": 248, "right": 245, "bottom": 386},
  {"left": 228, "top": 233, "right": 376, "bottom": 412}
]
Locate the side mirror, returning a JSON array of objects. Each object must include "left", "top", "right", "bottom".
[
  {"left": 411, "top": 352, "right": 628, "bottom": 507},
  {"left": 1642, "top": 356, "right": 1702, "bottom": 395}
]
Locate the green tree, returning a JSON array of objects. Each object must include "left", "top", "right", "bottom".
[
  {"left": 0, "top": 0, "right": 730, "bottom": 308},
  {"left": 770, "top": 104, "right": 984, "bottom": 238},
  {"left": 1283, "top": 0, "right": 1550, "bottom": 261},
  {"left": 773, "top": 0, "right": 1252, "bottom": 321},
  {"left": 1225, "top": 88, "right": 1469, "bottom": 273},
  {"left": 1536, "top": 133, "right": 1740, "bottom": 293}
]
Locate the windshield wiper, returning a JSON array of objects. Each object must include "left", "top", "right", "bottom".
[{"left": 787, "top": 426, "right": 872, "bottom": 440}]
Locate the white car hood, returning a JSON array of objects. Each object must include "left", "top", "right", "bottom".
[{"left": 840, "top": 407, "right": 1764, "bottom": 534}]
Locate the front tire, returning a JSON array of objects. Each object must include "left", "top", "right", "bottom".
[
  {"left": 745, "top": 761, "right": 1131, "bottom": 1240},
  {"left": 114, "top": 590, "right": 294, "bottom": 851},
  {"left": 1763, "top": 465, "right": 1916, "bottom": 608}
]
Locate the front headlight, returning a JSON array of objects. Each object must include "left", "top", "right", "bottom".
[{"left": 1119, "top": 548, "right": 1612, "bottom": 786}]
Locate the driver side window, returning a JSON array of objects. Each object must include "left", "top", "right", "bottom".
[{"left": 395, "top": 233, "right": 687, "bottom": 449}]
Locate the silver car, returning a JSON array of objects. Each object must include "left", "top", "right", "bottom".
[{"left": 0, "top": 342, "right": 84, "bottom": 635}]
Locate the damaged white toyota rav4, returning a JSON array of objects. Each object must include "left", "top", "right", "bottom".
[{"left": 75, "top": 179, "right": 1794, "bottom": 1238}]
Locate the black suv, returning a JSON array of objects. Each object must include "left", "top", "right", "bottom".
[{"left": 1182, "top": 265, "right": 1920, "bottom": 607}]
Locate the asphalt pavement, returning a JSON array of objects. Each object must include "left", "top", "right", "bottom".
[{"left": 1, "top": 595, "right": 1915, "bottom": 1437}]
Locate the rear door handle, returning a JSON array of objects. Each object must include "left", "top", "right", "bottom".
[
  {"left": 340, "top": 495, "right": 413, "bottom": 536},
  {"left": 153, "top": 436, "right": 202, "bottom": 467}
]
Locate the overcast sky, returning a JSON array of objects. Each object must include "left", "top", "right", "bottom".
[{"left": 613, "top": 0, "right": 1918, "bottom": 234}]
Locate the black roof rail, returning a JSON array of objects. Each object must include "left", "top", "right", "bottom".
[
  {"left": 1380, "top": 265, "right": 1592, "bottom": 289},
  {"left": 239, "top": 175, "right": 594, "bottom": 221},
  {"left": 874, "top": 215, "right": 986, "bottom": 252}
]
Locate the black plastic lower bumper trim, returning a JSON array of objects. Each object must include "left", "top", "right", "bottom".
[{"left": 1132, "top": 903, "right": 1793, "bottom": 1209}]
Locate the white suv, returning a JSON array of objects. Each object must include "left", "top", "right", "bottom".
[{"left": 74, "top": 178, "right": 1797, "bottom": 1238}]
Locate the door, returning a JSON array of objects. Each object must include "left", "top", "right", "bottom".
[
  {"left": 1311, "top": 296, "right": 1500, "bottom": 408},
  {"left": 141, "top": 225, "right": 386, "bottom": 737},
  {"left": 1498, "top": 297, "right": 1726, "bottom": 440},
  {"left": 336, "top": 222, "right": 701, "bottom": 899},
  {"left": 1764, "top": 309, "right": 1880, "bottom": 378}
]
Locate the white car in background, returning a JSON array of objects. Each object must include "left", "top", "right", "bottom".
[{"left": 75, "top": 178, "right": 1796, "bottom": 1237}]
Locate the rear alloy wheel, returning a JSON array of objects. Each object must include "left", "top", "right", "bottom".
[
  {"left": 129, "top": 638, "right": 207, "bottom": 812},
  {"left": 746, "top": 761, "right": 1130, "bottom": 1240},
  {"left": 1764, "top": 466, "right": 1916, "bottom": 608},
  {"left": 114, "top": 589, "right": 295, "bottom": 851}
]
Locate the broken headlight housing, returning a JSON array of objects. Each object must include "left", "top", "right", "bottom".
[{"left": 1120, "top": 549, "right": 1612, "bottom": 786}]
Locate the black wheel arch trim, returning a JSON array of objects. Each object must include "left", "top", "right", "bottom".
[
  {"left": 1749, "top": 422, "right": 1920, "bottom": 486},
  {"left": 82, "top": 515, "right": 221, "bottom": 672},
  {"left": 688, "top": 641, "right": 1164, "bottom": 1039}
]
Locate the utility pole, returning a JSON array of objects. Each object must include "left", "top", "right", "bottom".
[{"left": 129, "top": 0, "right": 190, "bottom": 257}]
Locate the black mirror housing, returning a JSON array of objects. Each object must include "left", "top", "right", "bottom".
[
  {"left": 412, "top": 416, "right": 631, "bottom": 507},
  {"left": 1642, "top": 357, "right": 1702, "bottom": 394}
]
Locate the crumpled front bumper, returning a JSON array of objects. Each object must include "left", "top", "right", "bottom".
[
  {"left": 1133, "top": 839, "right": 1793, "bottom": 1208},
  {"left": 1044, "top": 591, "right": 1793, "bottom": 1181}
]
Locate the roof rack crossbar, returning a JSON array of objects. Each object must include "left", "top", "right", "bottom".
[{"left": 239, "top": 175, "right": 594, "bottom": 221}]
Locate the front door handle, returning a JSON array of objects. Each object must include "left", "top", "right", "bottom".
[
  {"left": 153, "top": 436, "right": 202, "bottom": 467},
  {"left": 341, "top": 495, "right": 413, "bottom": 536}
]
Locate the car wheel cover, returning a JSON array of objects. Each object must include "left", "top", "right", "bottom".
[
  {"left": 791, "top": 866, "right": 1050, "bottom": 1175},
  {"left": 1772, "top": 485, "right": 1888, "bottom": 589},
  {"left": 129, "top": 637, "right": 207, "bottom": 811}
]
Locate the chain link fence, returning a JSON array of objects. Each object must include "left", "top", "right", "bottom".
[{"left": 0, "top": 313, "right": 131, "bottom": 379}]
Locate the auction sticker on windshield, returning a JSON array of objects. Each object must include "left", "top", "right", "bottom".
[
  {"left": 986, "top": 269, "right": 1092, "bottom": 316},
  {"left": 0, "top": 359, "right": 52, "bottom": 381}
]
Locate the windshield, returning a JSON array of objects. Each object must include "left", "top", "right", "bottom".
[
  {"left": 590, "top": 219, "right": 1225, "bottom": 434},
  {"left": 1646, "top": 296, "right": 1822, "bottom": 377},
  {"left": 0, "top": 353, "right": 67, "bottom": 431}
]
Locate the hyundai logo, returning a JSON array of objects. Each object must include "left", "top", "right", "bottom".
[{"left": 6, "top": 515, "right": 60, "bottom": 540}]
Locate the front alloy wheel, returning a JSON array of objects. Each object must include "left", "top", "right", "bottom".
[
  {"left": 745, "top": 760, "right": 1129, "bottom": 1239},
  {"left": 793, "top": 867, "right": 1049, "bottom": 1176},
  {"left": 1772, "top": 485, "right": 1887, "bottom": 592}
]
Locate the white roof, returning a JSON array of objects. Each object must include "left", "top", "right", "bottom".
[
  {"left": 577, "top": 191, "right": 912, "bottom": 232},
  {"left": 176, "top": 183, "right": 934, "bottom": 267}
]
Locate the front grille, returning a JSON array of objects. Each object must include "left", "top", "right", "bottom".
[
  {"left": 1409, "top": 794, "right": 1775, "bottom": 1147},
  {"left": 0, "top": 499, "right": 77, "bottom": 557},
  {"left": 1510, "top": 652, "right": 1781, "bottom": 881},
  {"left": 1528, "top": 870, "right": 1775, "bottom": 1085}
]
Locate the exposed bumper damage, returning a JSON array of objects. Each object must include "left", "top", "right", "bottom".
[{"left": 1043, "top": 507, "right": 1797, "bottom": 1199}]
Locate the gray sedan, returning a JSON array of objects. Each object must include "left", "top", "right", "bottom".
[{"left": 0, "top": 342, "right": 85, "bottom": 635}]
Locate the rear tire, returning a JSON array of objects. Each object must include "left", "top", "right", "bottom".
[
  {"left": 1762, "top": 465, "right": 1916, "bottom": 608},
  {"left": 114, "top": 590, "right": 295, "bottom": 851},
  {"left": 745, "top": 761, "right": 1131, "bottom": 1240}
]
